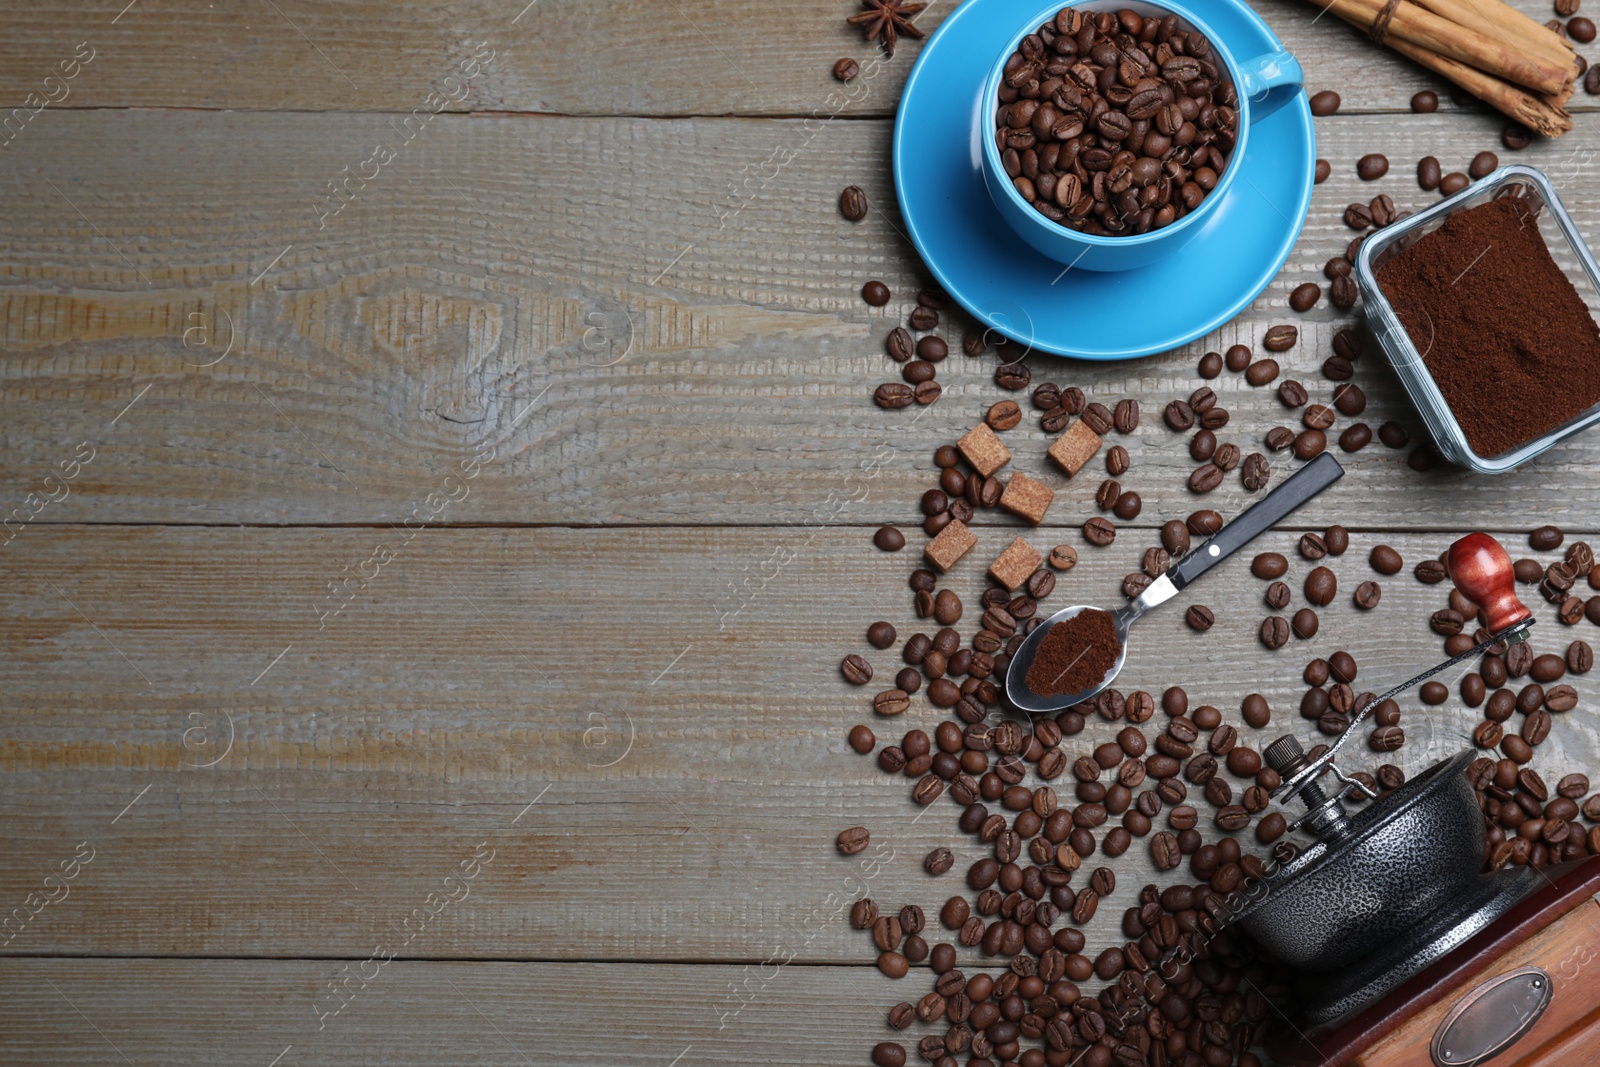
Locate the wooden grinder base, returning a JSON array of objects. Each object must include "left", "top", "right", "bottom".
[{"left": 1268, "top": 855, "right": 1600, "bottom": 1066}]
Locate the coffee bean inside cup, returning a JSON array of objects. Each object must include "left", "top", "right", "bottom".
[{"left": 995, "top": 6, "right": 1238, "bottom": 237}]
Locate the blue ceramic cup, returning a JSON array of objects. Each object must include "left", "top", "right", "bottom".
[{"left": 981, "top": 0, "right": 1303, "bottom": 272}]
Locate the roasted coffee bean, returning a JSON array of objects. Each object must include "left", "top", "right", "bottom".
[
  {"left": 1245, "top": 359, "right": 1280, "bottom": 386},
  {"left": 869, "top": 621, "right": 900, "bottom": 650},
  {"left": 1370, "top": 193, "right": 1397, "bottom": 226},
  {"left": 1143, "top": 547, "right": 1171, "bottom": 577},
  {"left": 1315, "top": 158, "right": 1331, "bottom": 183},
  {"left": 1440, "top": 172, "right": 1470, "bottom": 195},
  {"left": 925, "top": 847, "right": 955, "bottom": 875},
  {"left": 1292, "top": 608, "right": 1319, "bottom": 638},
  {"left": 1570, "top": 641, "right": 1594, "bottom": 673},
  {"left": 1185, "top": 605, "right": 1215, "bottom": 631},
  {"left": 1334, "top": 421, "right": 1372, "bottom": 453},
  {"left": 1334, "top": 385, "right": 1366, "bottom": 417},
  {"left": 1082, "top": 402, "right": 1114, "bottom": 435},
  {"left": 872, "top": 1042, "right": 906, "bottom": 1067},
  {"left": 1263, "top": 325, "right": 1299, "bottom": 352},
  {"left": 1354, "top": 581, "right": 1382, "bottom": 609},
  {"left": 1185, "top": 462, "right": 1221, "bottom": 493},
  {"left": 1571, "top": 14, "right": 1597, "bottom": 40},
  {"left": 1326, "top": 256, "right": 1353, "bottom": 280},
  {"left": 1190, "top": 429, "right": 1217, "bottom": 461},
  {"left": 1371, "top": 725, "right": 1405, "bottom": 751},
  {"left": 852, "top": 898, "right": 879, "bottom": 929},
  {"left": 1113, "top": 399, "right": 1140, "bottom": 434},
  {"left": 1289, "top": 283, "right": 1321, "bottom": 312},
  {"left": 962, "top": 330, "right": 987, "bottom": 357},
  {"left": 1357, "top": 153, "right": 1389, "bottom": 180},
  {"left": 1241, "top": 452, "right": 1270, "bottom": 491},
  {"left": 1418, "top": 155, "right": 1442, "bottom": 190},
  {"left": 1265, "top": 426, "right": 1295, "bottom": 451},
  {"left": 1252, "top": 553, "right": 1289, "bottom": 579},
  {"left": 840, "top": 185, "right": 869, "bottom": 220},
  {"left": 874, "top": 383, "right": 915, "bottom": 409},
  {"left": 1279, "top": 379, "right": 1309, "bottom": 408},
  {"left": 1198, "top": 351, "right": 1223, "bottom": 378},
  {"left": 1260, "top": 616, "right": 1290, "bottom": 649},
  {"left": 1310, "top": 90, "right": 1341, "bottom": 115},
  {"left": 833, "top": 57, "right": 861, "bottom": 82},
  {"left": 1411, "top": 89, "right": 1439, "bottom": 112},
  {"left": 1532, "top": 525, "right": 1565, "bottom": 550},
  {"left": 862, "top": 280, "right": 891, "bottom": 306},
  {"left": 987, "top": 400, "right": 1023, "bottom": 431},
  {"left": 1417, "top": 559, "right": 1448, "bottom": 584},
  {"left": 995, "top": 362, "right": 1031, "bottom": 391},
  {"left": 842, "top": 655, "right": 874, "bottom": 685},
  {"left": 1588, "top": 64, "right": 1600, "bottom": 94},
  {"left": 1151, "top": 831, "right": 1180, "bottom": 870},
  {"left": 909, "top": 306, "right": 939, "bottom": 332},
  {"left": 1469, "top": 150, "right": 1499, "bottom": 179},
  {"left": 1049, "top": 544, "right": 1078, "bottom": 570},
  {"left": 885, "top": 327, "right": 914, "bottom": 362},
  {"left": 1188, "top": 510, "right": 1223, "bottom": 535},
  {"left": 1114, "top": 492, "right": 1142, "bottom": 520},
  {"left": 1106, "top": 445, "right": 1130, "bottom": 475},
  {"left": 1084, "top": 517, "right": 1116, "bottom": 546},
  {"left": 1344, "top": 202, "right": 1374, "bottom": 230}
]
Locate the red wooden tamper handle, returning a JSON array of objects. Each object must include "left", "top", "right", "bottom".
[{"left": 1447, "top": 532, "right": 1533, "bottom": 632}]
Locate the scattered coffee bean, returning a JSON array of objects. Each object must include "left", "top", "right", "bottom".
[
  {"left": 1260, "top": 616, "right": 1290, "bottom": 649},
  {"left": 1417, "top": 155, "right": 1442, "bottom": 191},
  {"left": 986, "top": 400, "right": 1022, "bottom": 432},
  {"left": 1186, "top": 605, "right": 1215, "bottom": 631},
  {"left": 874, "top": 382, "right": 914, "bottom": 409},
  {"left": 868, "top": 621, "right": 897, "bottom": 649},
  {"left": 838, "top": 826, "right": 871, "bottom": 854},
  {"left": 1290, "top": 283, "right": 1321, "bottom": 312},
  {"left": 1469, "top": 151, "right": 1499, "bottom": 179},
  {"left": 1440, "top": 172, "right": 1470, "bottom": 195},
  {"left": 834, "top": 57, "right": 861, "bottom": 82},
  {"left": 1241, "top": 452, "right": 1269, "bottom": 491},
  {"left": 840, "top": 185, "right": 869, "bottom": 221},
  {"left": 1588, "top": 64, "right": 1600, "bottom": 94},
  {"left": 862, "top": 280, "right": 890, "bottom": 306},
  {"left": 1198, "top": 351, "right": 1223, "bottom": 378},
  {"left": 1532, "top": 525, "right": 1565, "bottom": 550},
  {"left": 1246, "top": 359, "right": 1281, "bottom": 386},
  {"left": 1084, "top": 517, "right": 1116, "bottom": 546},
  {"left": 1048, "top": 544, "right": 1078, "bottom": 570},
  {"left": 1411, "top": 90, "right": 1439, "bottom": 112},
  {"left": 1265, "top": 426, "right": 1295, "bottom": 451},
  {"left": 1263, "top": 325, "right": 1298, "bottom": 352},
  {"left": 1309, "top": 90, "right": 1341, "bottom": 115},
  {"left": 994, "top": 361, "right": 1031, "bottom": 391},
  {"left": 1305, "top": 566, "right": 1337, "bottom": 606},
  {"left": 1315, "top": 158, "right": 1331, "bottom": 184},
  {"left": 1571, "top": 14, "right": 1597, "bottom": 40},
  {"left": 1357, "top": 153, "right": 1389, "bottom": 180}
]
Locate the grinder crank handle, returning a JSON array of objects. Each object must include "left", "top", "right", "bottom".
[
  {"left": 1447, "top": 532, "right": 1534, "bottom": 635},
  {"left": 1168, "top": 452, "right": 1344, "bottom": 592}
]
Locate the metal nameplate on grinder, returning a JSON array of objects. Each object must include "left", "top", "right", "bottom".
[{"left": 1429, "top": 965, "right": 1552, "bottom": 1066}]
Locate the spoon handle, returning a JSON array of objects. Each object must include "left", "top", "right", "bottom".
[{"left": 1169, "top": 452, "right": 1345, "bottom": 591}]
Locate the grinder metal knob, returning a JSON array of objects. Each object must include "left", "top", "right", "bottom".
[{"left": 1265, "top": 735, "right": 1357, "bottom": 843}]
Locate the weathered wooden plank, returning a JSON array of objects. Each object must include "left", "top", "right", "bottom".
[
  {"left": 0, "top": 960, "right": 896, "bottom": 1067},
  {"left": 2, "top": 110, "right": 1599, "bottom": 529},
  {"left": 0, "top": 0, "right": 1592, "bottom": 116},
  {"left": 1, "top": 526, "right": 1595, "bottom": 959}
]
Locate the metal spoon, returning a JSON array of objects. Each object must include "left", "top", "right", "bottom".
[{"left": 1004, "top": 452, "right": 1346, "bottom": 714}]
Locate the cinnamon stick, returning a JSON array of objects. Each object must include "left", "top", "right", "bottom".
[
  {"left": 1302, "top": 0, "right": 1571, "bottom": 96},
  {"left": 1387, "top": 35, "right": 1574, "bottom": 136},
  {"left": 1408, "top": 0, "right": 1574, "bottom": 89}
]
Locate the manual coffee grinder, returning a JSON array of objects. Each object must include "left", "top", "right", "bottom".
[{"left": 1227, "top": 532, "right": 1600, "bottom": 1067}]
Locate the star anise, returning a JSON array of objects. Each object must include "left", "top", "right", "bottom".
[{"left": 847, "top": 0, "right": 926, "bottom": 56}]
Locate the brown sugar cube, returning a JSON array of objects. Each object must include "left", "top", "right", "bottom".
[
  {"left": 999, "top": 471, "right": 1054, "bottom": 526},
  {"left": 957, "top": 423, "right": 1012, "bottom": 477},
  {"left": 989, "top": 537, "right": 1044, "bottom": 592},
  {"left": 1048, "top": 419, "right": 1103, "bottom": 477},
  {"left": 924, "top": 518, "right": 977, "bottom": 573}
]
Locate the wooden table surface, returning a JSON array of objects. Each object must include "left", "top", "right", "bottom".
[{"left": 4, "top": 2, "right": 1600, "bottom": 1064}]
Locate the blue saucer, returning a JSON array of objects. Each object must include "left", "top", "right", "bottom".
[{"left": 893, "top": 0, "right": 1315, "bottom": 360}]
